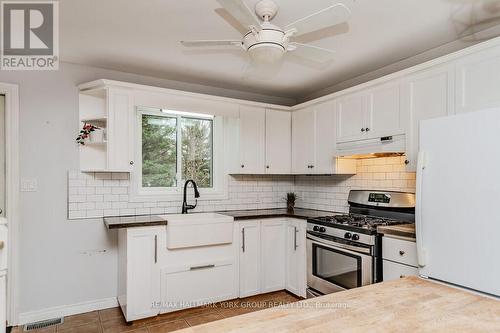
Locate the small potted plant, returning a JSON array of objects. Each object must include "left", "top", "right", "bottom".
[
  {"left": 76, "top": 123, "right": 100, "bottom": 145},
  {"left": 286, "top": 192, "right": 297, "bottom": 212}
]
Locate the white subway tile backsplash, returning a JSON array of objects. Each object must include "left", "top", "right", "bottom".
[{"left": 68, "top": 157, "right": 415, "bottom": 219}]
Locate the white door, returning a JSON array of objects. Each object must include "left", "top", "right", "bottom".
[
  {"left": 265, "top": 110, "right": 291, "bottom": 174},
  {"left": 0, "top": 95, "right": 6, "bottom": 333},
  {"left": 455, "top": 45, "right": 500, "bottom": 114},
  {"left": 127, "top": 228, "right": 161, "bottom": 320},
  {"left": 285, "top": 220, "right": 306, "bottom": 298},
  {"left": 336, "top": 92, "right": 365, "bottom": 142},
  {"left": 260, "top": 220, "right": 286, "bottom": 293},
  {"left": 238, "top": 106, "right": 265, "bottom": 174},
  {"left": 291, "top": 107, "right": 315, "bottom": 174},
  {"left": 401, "top": 64, "right": 454, "bottom": 170},
  {"left": 366, "top": 82, "right": 402, "bottom": 138},
  {"left": 313, "top": 102, "right": 336, "bottom": 174},
  {"left": 239, "top": 221, "right": 261, "bottom": 297}
]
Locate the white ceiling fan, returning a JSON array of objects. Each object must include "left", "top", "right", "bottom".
[{"left": 180, "top": 0, "right": 352, "bottom": 64}]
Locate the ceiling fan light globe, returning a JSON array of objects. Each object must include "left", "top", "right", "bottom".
[{"left": 248, "top": 43, "right": 285, "bottom": 63}]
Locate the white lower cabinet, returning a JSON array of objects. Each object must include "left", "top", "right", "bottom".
[
  {"left": 261, "top": 220, "right": 286, "bottom": 293},
  {"left": 118, "top": 227, "right": 163, "bottom": 322},
  {"left": 383, "top": 260, "right": 419, "bottom": 281},
  {"left": 285, "top": 219, "right": 307, "bottom": 298},
  {"left": 239, "top": 221, "right": 262, "bottom": 297},
  {"left": 238, "top": 219, "right": 307, "bottom": 298},
  {"left": 382, "top": 236, "right": 419, "bottom": 282}
]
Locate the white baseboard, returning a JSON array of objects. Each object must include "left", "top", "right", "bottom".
[{"left": 17, "top": 297, "right": 118, "bottom": 325}]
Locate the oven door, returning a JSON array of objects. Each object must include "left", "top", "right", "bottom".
[{"left": 307, "top": 235, "right": 373, "bottom": 295}]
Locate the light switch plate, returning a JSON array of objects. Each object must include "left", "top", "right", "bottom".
[{"left": 21, "top": 179, "right": 38, "bottom": 192}]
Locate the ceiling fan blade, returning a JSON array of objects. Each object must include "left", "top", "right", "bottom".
[
  {"left": 180, "top": 40, "right": 242, "bottom": 47},
  {"left": 288, "top": 42, "right": 335, "bottom": 63},
  {"left": 216, "top": 0, "right": 261, "bottom": 29},
  {"left": 285, "top": 3, "right": 351, "bottom": 37}
]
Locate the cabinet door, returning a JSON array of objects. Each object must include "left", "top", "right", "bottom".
[
  {"left": 238, "top": 106, "right": 266, "bottom": 174},
  {"left": 366, "top": 82, "right": 402, "bottom": 138},
  {"left": 401, "top": 65, "right": 454, "bottom": 170},
  {"left": 455, "top": 45, "right": 500, "bottom": 114},
  {"left": 383, "top": 260, "right": 418, "bottom": 281},
  {"left": 291, "top": 107, "right": 315, "bottom": 174},
  {"left": 314, "top": 102, "right": 336, "bottom": 173},
  {"left": 265, "top": 110, "right": 291, "bottom": 174},
  {"left": 107, "top": 87, "right": 135, "bottom": 171},
  {"left": 285, "top": 219, "right": 306, "bottom": 298},
  {"left": 127, "top": 228, "right": 161, "bottom": 320},
  {"left": 239, "top": 221, "right": 261, "bottom": 297},
  {"left": 336, "top": 92, "right": 366, "bottom": 143},
  {"left": 260, "top": 220, "right": 286, "bottom": 293}
]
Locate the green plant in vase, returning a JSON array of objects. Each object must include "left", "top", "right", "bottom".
[{"left": 286, "top": 192, "right": 297, "bottom": 212}]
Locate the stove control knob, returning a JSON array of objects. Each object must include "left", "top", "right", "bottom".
[
  {"left": 351, "top": 234, "right": 360, "bottom": 241},
  {"left": 344, "top": 232, "right": 352, "bottom": 239},
  {"left": 319, "top": 227, "right": 326, "bottom": 233},
  {"left": 313, "top": 226, "right": 320, "bottom": 232}
]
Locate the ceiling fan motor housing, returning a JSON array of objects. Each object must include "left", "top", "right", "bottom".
[{"left": 243, "top": 24, "right": 288, "bottom": 63}]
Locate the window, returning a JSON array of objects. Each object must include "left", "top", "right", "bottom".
[{"left": 139, "top": 108, "right": 214, "bottom": 192}]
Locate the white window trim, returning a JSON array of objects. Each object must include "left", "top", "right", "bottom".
[{"left": 129, "top": 107, "right": 228, "bottom": 202}]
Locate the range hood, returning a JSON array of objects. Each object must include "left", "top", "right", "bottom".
[{"left": 336, "top": 134, "right": 406, "bottom": 159}]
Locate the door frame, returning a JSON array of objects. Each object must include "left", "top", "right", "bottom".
[{"left": 0, "top": 83, "right": 20, "bottom": 326}]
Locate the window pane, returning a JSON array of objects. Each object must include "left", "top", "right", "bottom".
[
  {"left": 181, "top": 117, "right": 213, "bottom": 188},
  {"left": 142, "top": 114, "right": 177, "bottom": 187}
]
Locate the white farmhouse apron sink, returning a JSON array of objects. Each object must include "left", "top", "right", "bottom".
[{"left": 164, "top": 213, "right": 234, "bottom": 249}]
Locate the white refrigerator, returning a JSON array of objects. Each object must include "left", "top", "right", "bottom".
[{"left": 416, "top": 108, "right": 500, "bottom": 297}]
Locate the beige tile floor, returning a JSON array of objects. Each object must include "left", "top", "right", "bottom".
[{"left": 12, "top": 291, "right": 301, "bottom": 333}]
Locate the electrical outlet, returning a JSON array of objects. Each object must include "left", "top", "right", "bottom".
[{"left": 21, "top": 179, "right": 38, "bottom": 192}]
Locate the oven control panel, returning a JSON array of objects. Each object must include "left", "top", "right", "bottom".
[
  {"left": 368, "top": 193, "right": 391, "bottom": 204},
  {"left": 307, "top": 223, "right": 375, "bottom": 245}
]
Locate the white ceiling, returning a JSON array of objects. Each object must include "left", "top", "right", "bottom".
[{"left": 60, "top": 0, "right": 500, "bottom": 103}]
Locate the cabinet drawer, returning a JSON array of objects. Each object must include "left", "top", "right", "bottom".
[
  {"left": 383, "top": 260, "right": 419, "bottom": 281},
  {"left": 161, "top": 261, "right": 237, "bottom": 313},
  {"left": 382, "top": 237, "right": 418, "bottom": 267}
]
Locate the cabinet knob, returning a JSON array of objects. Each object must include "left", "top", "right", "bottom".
[
  {"left": 241, "top": 165, "right": 245, "bottom": 168},
  {"left": 129, "top": 161, "right": 134, "bottom": 165},
  {"left": 400, "top": 275, "right": 406, "bottom": 279},
  {"left": 404, "top": 160, "right": 410, "bottom": 165},
  {"left": 266, "top": 165, "right": 270, "bottom": 169},
  {"left": 361, "top": 128, "right": 365, "bottom": 132},
  {"left": 311, "top": 165, "right": 314, "bottom": 168},
  {"left": 399, "top": 250, "right": 405, "bottom": 256},
  {"left": 365, "top": 127, "right": 370, "bottom": 132}
]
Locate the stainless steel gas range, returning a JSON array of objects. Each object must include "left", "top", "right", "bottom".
[{"left": 306, "top": 190, "right": 415, "bottom": 297}]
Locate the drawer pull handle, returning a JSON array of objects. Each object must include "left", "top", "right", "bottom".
[
  {"left": 399, "top": 250, "right": 405, "bottom": 256},
  {"left": 190, "top": 264, "right": 215, "bottom": 270}
]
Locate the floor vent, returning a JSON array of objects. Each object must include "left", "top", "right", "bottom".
[{"left": 24, "top": 317, "right": 64, "bottom": 331}]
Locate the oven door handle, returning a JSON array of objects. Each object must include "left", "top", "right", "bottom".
[{"left": 307, "top": 234, "right": 372, "bottom": 257}]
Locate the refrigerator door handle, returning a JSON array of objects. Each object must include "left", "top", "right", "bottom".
[{"left": 416, "top": 151, "right": 427, "bottom": 267}]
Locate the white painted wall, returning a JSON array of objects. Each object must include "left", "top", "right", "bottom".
[{"left": 0, "top": 62, "right": 294, "bottom": 319}]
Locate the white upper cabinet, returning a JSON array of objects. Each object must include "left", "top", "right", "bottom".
[
  {"left": 265, "top": 109, "right": 291, "bottom": 174},
  {"left": 79, "top": 86, "right": 134, "bottom": 172},
  {"left": 291, "top": 107, "right": 315, "bottom": 174},
  {"left": 366, "top": 82, "right": 403, "bottom": 138},
  {"left": 292, "top": 103, "right": 357, "bottom": 175},
  {"left": 336, "top": 93, "right": 366, "bottom": 142},
  {"left": 337, "top": 82, "right": 403, "bottom": 143},
  {"left": 455, "top": 45, "right": 500, "bottom": 114},
  {"left": 401, "top": 64, "right": 455, "bottom": 171},
  {"left": 238, "top": 105, "right": 266, "bottom": 174}
]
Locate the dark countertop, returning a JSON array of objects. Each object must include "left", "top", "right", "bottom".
[
  {"left": 377, "top": 223, "right": 416, "bottom": 240},
  {"left": 104, "top": 215, "right": 168, "bottom": 229},
  {"left": 218, "top": 208, "right": 339, "bottom": 220}
]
